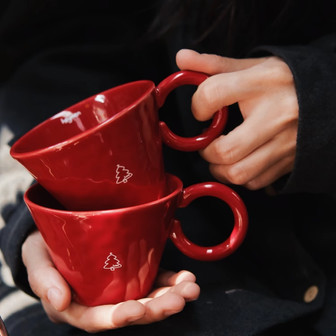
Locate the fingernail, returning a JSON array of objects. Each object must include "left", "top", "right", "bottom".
[{"left": 47, "top": 287, "right": 62, "bottom": 311}]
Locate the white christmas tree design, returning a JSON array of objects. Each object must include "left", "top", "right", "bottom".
[
  {"left": 103, "top": 252, "right": 122, "bottom": 271},
  {"left": 116, "top": 164, "right": 133, "bottom": 184}
]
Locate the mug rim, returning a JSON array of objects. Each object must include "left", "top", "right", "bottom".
[
  {"left": 24, "top": 173, "right": 182, "bottom": 215},
  {"left": 10, "top": 80, "right": 155, "bottom": 159}
]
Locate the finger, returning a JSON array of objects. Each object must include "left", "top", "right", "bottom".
[
  {"left": 149, "top": 281, "right": 200, "bottom": 302},
  {"left": 200, "top": 115, "right": 277, "bottom": 165},
  {"left": 200, "top": 98, "right": 298, "bottom": 165},
  {"left": 244, "top": 156, "right": 294, "bottom": 190},
  {"left": 176, "top": 49, "right": 266, "bottom": 74},
  {"left": 43, "top": 300, "right": 146, "bottom": 333},
  {"left": 168, "top": 281, "right": 200, "bottom": 302},
  {"left": 136, "top": 293, "right": 186, "bottom": 325},
  {"left": 22, "top": 232, "right": 71, "bottom": 311},
  {"left": 189, "top": 56, "right": 294, "bottom": 121},
  {"left": 209, "top": 130, "right": 296, "bottom": 186},
  {"left": 191, "top": 70, "right": 261, "bottom": 121},
  {"left": 155, "top": 269, "right": 197, "bottom": 287}
]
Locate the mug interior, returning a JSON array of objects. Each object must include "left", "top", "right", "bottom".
[
  {"left": 24, "top": 174, "right": 182, "bottom": 213},
  {"left": 11, "top": 81, "right": 154, "bottom": 155}
]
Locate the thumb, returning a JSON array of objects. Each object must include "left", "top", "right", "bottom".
[
  {"left": 22, "top": 231, "right": 72, "bottom": 311},
  {"left": 176, "top": 49, "right": 266, "bottom": 74}
]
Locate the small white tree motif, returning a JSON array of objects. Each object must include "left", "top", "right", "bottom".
[
  {"left": 52, "top": 110, "right": 82, "bottom": 124},
  {"left": 103, "top": 252, "right": 122, "bottom": 271},
  {"left": 116, "top": 164, "right": 133, "bottom": 184}
]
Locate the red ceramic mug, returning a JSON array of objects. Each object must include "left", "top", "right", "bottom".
[
  {"left": 24, "top": 174, "right": 248, "bottom": 306},
  {"left": 11, "top": 71, "right": 228, "bottom": 211}
]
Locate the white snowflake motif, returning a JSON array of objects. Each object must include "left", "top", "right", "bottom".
[
  {"left": 103, "top": 252, "right": 122, "bottom": 271},
  {"left": 115, "top": 164, "right": 133, "bottom": 184}
]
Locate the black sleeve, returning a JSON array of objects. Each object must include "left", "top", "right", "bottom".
[
  {"left": 252, "top": 33, "right": 336, "bottom": 194},
  {"left": 0, "top": 200, "right": 37, "bottom": 297}
]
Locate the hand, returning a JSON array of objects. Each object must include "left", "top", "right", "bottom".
[
  {"left": 22, "top": 231, "right": 200, "bottom": 333},
  {"left": 176, "top": 49, "right": 299, "bottom": 190}
]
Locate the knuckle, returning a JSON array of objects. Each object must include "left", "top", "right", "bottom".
[
  {"left": 211, "top": 136, "right": 226, "bottom": 159},
  {"left": 259, "top": 58, "right": 293, "bottom": 90},
  {"left": 83, "top": 326, "right": 100, "bottom": 334},
  {"left": 41, "top": 305, "right": 61, "bottom": 324},
  {"left": 193, "top": 78, "right": 224, "bottom": 120},
  {"left": 43, "top": 310, "right": 62, "bottom": 325},
  {"left": 226, "top": 165, "right": 249, "bottom": 185},
  {"left": 283, "top": 98, "right": 299, "bottom": 124},
  {"left": 271, "top": 61, "right": 288, "bottom": 79},
  {"left": 211, "top": 137, "right": 236, "bottom": 164},
  {"left": 245, "top": 180, "right": 260, "bottom": 190},
  {"left": 22, "top": 231, "right": 41, "bottom": 263},
  {"left": 202, "top": 54, "right": 223, "bottom": 73},
  {"left": 27, "top": 272, "right": 43, "bottom": 297},
  {"left": 47, "top": 316, "right": 60, "bottom": 324},
  {"left": 267, "top": 57, "right": 292, "bottom": 80},
  {"left": 21, "top": 240, "right": 29, "bottom": 265},
  {"left": 207, "top": 55, "right": 230, "bottom": 73},
  {"left": 195, "top": 82, "right": 213, "bottom": 106},
  {"left": 80, "top": 321, "right": 106, "bottom": 334}
]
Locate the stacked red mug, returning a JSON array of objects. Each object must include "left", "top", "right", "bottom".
[{"left": 11, "top": 71, "right": 248, "bottom": 306}]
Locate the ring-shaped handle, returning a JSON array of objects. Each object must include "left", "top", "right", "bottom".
[
  {"left": 155, "top": 71, "right": 228, "bottom": 152},
  {"left": 169, "top": 182, "right": 248, "bottom": 261}
]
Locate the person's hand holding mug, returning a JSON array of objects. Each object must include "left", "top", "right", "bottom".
[
  {"left": 21, "top": 171, "right": 247, "bottom": 332},
  {"left": 23, "top": 174, "right": 247, "bottom": 307},
  {"left": 16, "top": 66, "right": 248, "bottom": 333},
  {"left": 176, "top": 49, "right": 299, "bottom": 190},
  {"left": 22, "top": 231, "right": 200, "bottom": 333}
]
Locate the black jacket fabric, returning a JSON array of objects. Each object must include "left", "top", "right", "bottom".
[{"left": 1, "top": 1, "right": 336, "bottom": 335}]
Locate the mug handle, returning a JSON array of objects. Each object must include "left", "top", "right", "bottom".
[
  {"left": 155, "top": 70, "right": 228, "bottom": 151},
  {"left": 169, "top": 182, "right": 248, "bottom": 261}
]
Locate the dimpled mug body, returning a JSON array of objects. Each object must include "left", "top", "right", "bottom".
[
  {"left": 11, "top": 81, "right": 165, "bottom": 210},
  {"left": 24, "top": 174, "right": 248, "bottom": 306},
  {"left": 11, "top": 71, "right": 228, "bottom": 211},
  {"left": 25, "top": 175, "right": 179, "bottom": 306}
]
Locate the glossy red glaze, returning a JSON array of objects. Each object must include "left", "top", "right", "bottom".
[
  {"left": 11, "top": 71, "right": 227, "bottom": 211},
  {"left": 157, "top": 71, "right": 228, "bottom": 151},
  {"left": 170, "top": 182, "right": 248, "bottom": 261},
  {"left": 24, "top": 174, "right": 248, "bottom": 306}
]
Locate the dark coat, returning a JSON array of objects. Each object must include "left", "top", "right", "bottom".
[{"left": 1, "top": 1, "right": 336, "bottom": 335}]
